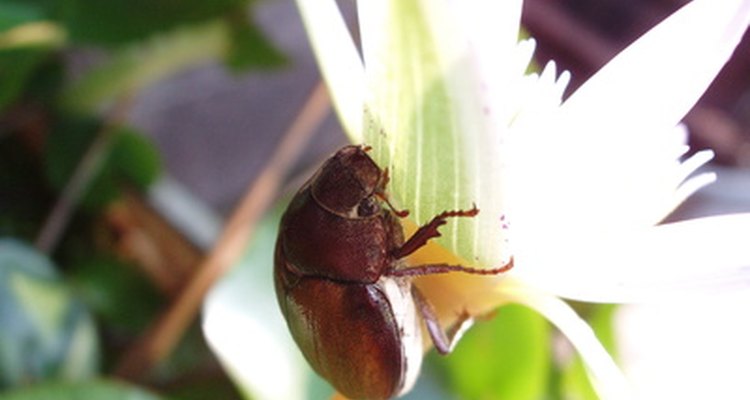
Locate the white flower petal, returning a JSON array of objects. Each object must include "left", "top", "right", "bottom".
[
  {"left": 295, "top": 0, "right": 365, "bottom": 141},
  {"left": 358, "top": 0, "right": 524, "bottom": 267},
  {"left": 516, "top": 214, "right": 750, "bottom": 304},
  {"left": 617, "top": 292, "right": 750, "bottom": 398},
  {"left": 202, "top": 214, "right": 312, "bottom": 400},
  {"left": 668, "top": 152, "right": 716, "bottom": 215},
  {"left": 499, "top": 280, "right": 632, "bottom": 400},
  {"left": 561, "top": 0, "right": 750, "bottom": 135},
  {"left": 447, "top": 0, "right": 524, "bottom": 127},
  {"left": 507, "top": 105, "right": 716, "bottom": 257},
  {"left": 507, "top": 0, "right": 749, "bottom": 243},
  {"left": 450, "top": 0, "right": 522, "bottom": 62},
  {"left": 203, "top": 299, "right": 308, "bottom": 400}
]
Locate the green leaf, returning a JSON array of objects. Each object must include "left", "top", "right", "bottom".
[
  {"left": 0, "top": 239, "right": 99, "bottom": 388},
  {"left": 44, "top": 116, "right": 116, "bottom": 209},
  {"left": 62, "top": 20, "right": 230, "bottom": 112},
  {"left": 359, "top": 0, "right": 511, "bottom": 268},
  {"left": 0, "top": 135, "right": 49, "bottom": 239},
  {"left": 110, "top": 128, "right": 161, "bottom": 189},
  {"left": 0, "top": 1, "right": 65, "bottom": 51},
  {"left": 68, "top": 256, "right": 162, "bottom": 334},
  {"left": 0, "top": 48, "right": 48, "bottom": 110},
  {"left": 60, "top": 0, "right": 246, "bottom": 46},
  {"left": 0, "top": 1, "right": 60, "bottom": 36},
  {"left": 432, "top": 304, "right": 551, "bottom": 400},
  {"left": 44, "top": 116, "right": 161, "bottom": 210},
  {"left": 224, "top": 12, "right": 286, "bottom": 72},
  {"left": 0, "top": 3, "right": 44, "bottom": 32},
  {"left": 0, "top": 379, "right": 164, "bottom": 400}
]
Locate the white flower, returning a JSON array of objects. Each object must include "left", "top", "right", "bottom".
[
  {"left": 204, "top": 0, "right": 750, "bottom": 399},
  {"left": 296, "top": 0, "right": 750, "bottom": 397}
]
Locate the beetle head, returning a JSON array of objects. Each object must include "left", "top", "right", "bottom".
[{"left": 311, "top": 145, "right": 386, "bottom": 218}]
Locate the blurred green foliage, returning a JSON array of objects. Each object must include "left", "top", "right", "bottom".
[
  {"left": 60, "top": 0, "right": 247, "bottom": 45},
  {"left": 0, "top": 136, "right": 49, "bottom": 239},
  {"left": 1, "top": 0, "right": 284, "bottom": 398},
  {"left": 44, "top": 116, "right": 160, "bottom": 210},
  {"left": 0, "top": 0, "right": 284, "bottom": 113},
  {"left": 0, "top": 48, "right": 48, "bottom": 109},
  {"left": 68, "top": 256, "right": 162, "bottom": 335},
  {"left": 0, "top": 239, "right": 99, "bottom": 389},
  {"left": 0, "top": 379, "right": 165, "bottom": 400},
  {"left": 431, "top": 304, "right": 551, "bottom": 400}
]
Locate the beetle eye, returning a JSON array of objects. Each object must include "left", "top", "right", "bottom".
[{"left": 356, "top": 197, "right": 380, "bottom": 217}]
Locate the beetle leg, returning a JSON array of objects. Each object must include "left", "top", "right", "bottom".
[
  {"left": 411, "top": 285, "right": 473, "bottom": 355},
  {"left": 393, "top": 206, "right": 479, "bottom": 259},
  {"left": 390, "top": 257, "right": 514, "bottom": 277}
]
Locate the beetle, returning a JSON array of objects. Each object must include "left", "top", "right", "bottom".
[{"left": 274, "top": 145, "right": 513, "bottom": 399}]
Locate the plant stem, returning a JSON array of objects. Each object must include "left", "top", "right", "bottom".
[{"left": 34, "top": 100, "right": 131, "bottom": 253}]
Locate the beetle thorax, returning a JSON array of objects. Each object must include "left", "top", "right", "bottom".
[{"left": 311, "top": 146, "right": 385, "bottom": 219}]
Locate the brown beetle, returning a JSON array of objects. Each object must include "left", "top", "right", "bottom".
[{"left": 274, "top": 145, "right": 513, "bottom": 399}]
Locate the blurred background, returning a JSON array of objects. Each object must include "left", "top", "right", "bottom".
[{"left": 1, "top": 0, "right": 749, "bottom": 399}]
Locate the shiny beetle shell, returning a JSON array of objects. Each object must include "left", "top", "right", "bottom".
[{"left": 274, "top": 145, "right": 513, "bottom": 399}]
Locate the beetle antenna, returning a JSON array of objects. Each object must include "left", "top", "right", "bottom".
[
  {"left": 377, "top": 167, "right": 409, "bottom": 217},
  {"left": 378, "top": 193, "right": 409, "bottom": 218}
]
